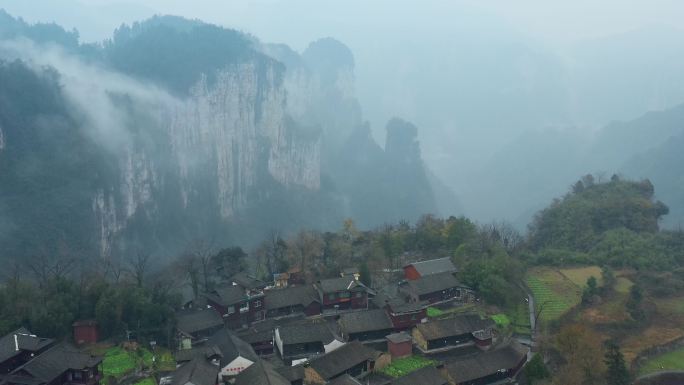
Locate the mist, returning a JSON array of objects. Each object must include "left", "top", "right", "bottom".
[
  {"left": 0, "top": 38, "right": 178, "bottom": 153},
  {"left": 3, "top": 0, "right": 683, "bottom": 229}
]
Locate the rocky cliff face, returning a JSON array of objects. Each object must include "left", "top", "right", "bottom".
[{"left": 90, "top": 59, "right": 321, "bottom": 256}]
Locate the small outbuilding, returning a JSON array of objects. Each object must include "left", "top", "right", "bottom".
[
  {"left": 72, "top": 320, "right": 99, "bottom": 346},
  {"left": 385, "top": 332, "right": 412, "bottom": 359}
]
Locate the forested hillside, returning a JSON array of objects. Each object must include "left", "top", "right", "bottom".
[{"left": 527, "top": 177, "right": 683, "bottom": 269}]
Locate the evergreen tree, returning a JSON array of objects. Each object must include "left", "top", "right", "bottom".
[
  {"left": 604, "top": 340, "right": 630, "bottom": 385},
  {"left": 359, "top": 262, "right": 371, "bottom": 287},
  {"left": 524, "top": 353, "right": 550, "bottom": 384}
]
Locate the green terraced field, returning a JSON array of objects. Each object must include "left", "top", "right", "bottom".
[{"left": 526, "top": 268, "right": 582, "bottom": 322}]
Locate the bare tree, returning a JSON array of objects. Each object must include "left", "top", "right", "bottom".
[
  {"left": 26, "top": 254, "right": 76, "bottom": 288},
  {"left": 127, "top": 249, "right": 152, "bottom": 287},
  {"left": 187, "top": 238, "right": 215, "bottom": 291}
]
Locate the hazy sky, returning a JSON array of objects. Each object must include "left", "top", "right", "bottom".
[{"left": 2, "top": 0, "right": 684, "bottom": 47}]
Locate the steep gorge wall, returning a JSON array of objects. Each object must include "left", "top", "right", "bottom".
[{"left": 92, "top": 59, "right": 321, "bottom": 256}]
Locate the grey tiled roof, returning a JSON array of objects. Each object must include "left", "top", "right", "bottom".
[
  {"left": 176, "top": 309, "right": 223, "bottom": 335},
  {"left": 0, "top": 328, "right": 54, "bottom": 364},
  {"left": 328, "top": 374, "right": 363, "bottom": 385},
  {"left": 276, "top": 322, "right": 336, "bottom": 345},
  {"left": 316, "top": 277, "right": 366, "bottom": 294},
  {"left": 416, "top": 315, "right": 494, "bottom": 341},
  {"left": 264, "top": 285, "right": 319, "bottom": 310},
  {"left": 234, "top": 360, "right": 290, "bottom": 385},
  {"left": 308, "top": 341, "right": 377, "bottom": 380},
  {"left": 339, "top": 309, "right": 393, "bottom": 335},
  {"left": 205, "top": 285, "right": 246, "bottom": 306},
  {"left": 405, "top": 258, "right": 458, "bottom": 276},
  {"left": 444, "top": 341, "right": 528, "bottom": 383},
  {"left": 402, "top": 272, "right": 463, "bottom": 296},
  {"left": 11, "top": 343, "right": 102, "bottom": 384},
  {"left": 207, "top": 329, "right": 258, "bottom": 366},
  {"left": 170, "top": 358, "right": 219, "bottom": 385}
]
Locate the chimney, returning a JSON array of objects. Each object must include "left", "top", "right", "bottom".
[{"left": 14, "top": 334, "right": 19, "bottom": 351}]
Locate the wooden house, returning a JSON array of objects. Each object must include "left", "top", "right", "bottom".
[
  {"left": 399, "top": 272, "right": 470, "bottom": 305},
  {"left": 338, "top": 309, "right": 394, "bottom": 342},
  {"left": 304, "top": 342, "right": 379, "bottom": 384},
  {"left": 235, "top": 321, "right": 276, "bottom": 357},
  {"left": 264, "top": 286, "right": 321, "bottom": 319},
  {"left": 204, "top": 284, "right": 265, "bottom": 329},
  {"left": 234, "top": 360, "right": 290, "bottom": 385},
  {"left": 372, "top": 285, "right": 428, "bottom": 330},
  {"left": 0, "top": 328, "right": 54, "bottom": 374},
  {"left": 175, "top": 309, "right": 224, "bottom": 349},
  {"left": 412, "top": 315, "right": 494, "bottom": 353},
  {"left": 442, "top": 341, "right": 528, "bottom": 385},
  {"left": 403, "top": 258, "right": 458, "bottom": 281},
  {"left": 274, "top": 322, "right": 343, "bottom": 365},
  {"left": 4, "top": 343, "right": 102, "bottom": 385},
  {"left": 203, "top": 329, "right": 258, "bottom": 380},
  {"left": 169, "top": 357, "right": 219, "bottom": 385},
  {"left": 314, "top": 277, "right": 371, "bottom": 312}
]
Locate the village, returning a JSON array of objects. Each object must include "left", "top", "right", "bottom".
[{"left": 0, "top": 257, "right": 531, "bottom": 385}]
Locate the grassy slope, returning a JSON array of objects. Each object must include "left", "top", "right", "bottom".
[
  {"left": 559, "top": 266, "right": 603, "bottom": 287},
  {"left": 639, "top": 346, "right": 684, "bottom": 375}
]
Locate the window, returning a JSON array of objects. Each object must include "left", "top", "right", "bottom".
[
  {"left": 73, "top": 371, "right": 83, "bottom": 380},
  {"left": 227, "top": 306, "right": 235, "bottom": 315},
  {"left": 355, "top": 292, "right": 363, "bottom": 298},
  {"left": 339, "top": 291, "right": 351, "bottom": 299},
  {"left": 410, "top": 314, "right": 417, "bottom": 321},
  {"left": 240, "top": 302, "right": 249, "bottom": 313},
  {"left": 253, "top": 300, "right": 262, "bottom": 308}
]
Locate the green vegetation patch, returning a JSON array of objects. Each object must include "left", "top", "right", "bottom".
[
  {"left": 133, "top": 378, "right": 156, "bottom": 385},
  {"left": 101, "top": 346, "right": 157, "bottom": 379},
  {"left": 509, "top": 303, "right": 532, "bottom": 335},
  {"left": 639, "top": 347, "right": 684, "bottom": 375},
  {"left": 614, "top": 276, "right": 634, "bottom": 294},
  {"left": 491, "top": 313, "right": 511, "bottom": 328},
  {"left": 379, "top": 356, "right": 437, "bottom": 378},
  {"left": 526, "top": 268, "right": 581, "bottom": 322},
  {"left": 102, "top": 347, "right": 137, "bottom": 379},
  {"left": 156, "top": 349, "right": 177, "bottom": 371},
  {"left": 427, "top": 307, "right": 444, "bottom": 317}
]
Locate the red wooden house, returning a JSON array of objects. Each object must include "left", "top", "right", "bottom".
[
  {"left": 314, "top": 277, "right": 371, "bottom": 312},
  {"left": 403, "top": 258, "right": 457, "bottom": 281},
  {"left": 204, "top": 284, "right": 265, "bottom": 329}
]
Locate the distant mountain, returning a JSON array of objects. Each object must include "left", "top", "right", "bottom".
[
  {"left": 622, "top": 131, "right": 684, "bottom": 228},
  {"left": 461, "top": 103, "right": 684, "bottom": 229}
]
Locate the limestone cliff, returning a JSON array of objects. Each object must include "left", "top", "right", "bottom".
[{"left": 90, "top": 58, "right": 322, "bottom": 255}]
